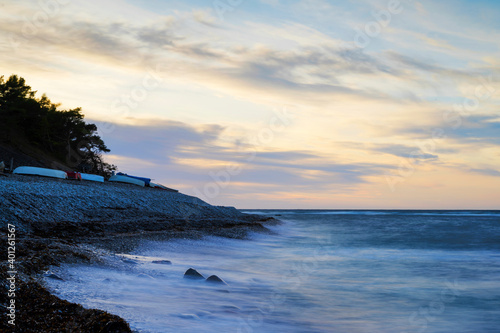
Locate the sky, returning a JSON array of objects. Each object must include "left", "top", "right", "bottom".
[{"left": 1, "top": 0, "right": 499, "bottom": 209}]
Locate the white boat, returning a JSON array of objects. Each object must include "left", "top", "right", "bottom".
[
  {"left": 150, "top": 182, "right": 179, "bottom": 192},
  {"left": 108, "top": 175, "right": 145, "bottom": 187},
  {"left": 13, "top": 166, "right": 67, "bottom": 179},
  {"left": 80, "top": 173, "right": 104, "bottom": 183}
]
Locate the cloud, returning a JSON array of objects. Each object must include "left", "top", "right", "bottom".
[
  {"left": 0, "top": 3, "right": 418, "bottom": 107},
  {"left": 98, "top": 119, "right": 225, "bottom": 163},
  {"left": 136, "top": 24, "right": 178, "bottom": 47},
  {"left": 191, "top": 9, "right": 218, "bottom": 27},
  {"left": 448, "top": 116, "right": 500, "bottom": 146},
  {"left": 338, "top": 142, "right": 439, "bottom": 160},
  {"left": 98, "top": 118, "right": 397, "bottom": 190},
  {"left": 470, "top": 168, "right": 500, "bottom": 177},
  {"left": 2, "top": 0, "right": 500, "bottom": 208},
  {"left": 387, "top": 52, "right": 445, "bottom": 73},
  {"left": 398, "top": 116, "right": 500, "bottom": 146},
  {"left": 370, "top": 143, "right": 438, "bottom": 160}
]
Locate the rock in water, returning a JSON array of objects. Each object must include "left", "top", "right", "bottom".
[
  {"left": 44, "top": 271, "right": 63, "bottom": 281},
  {"left": 184, "top": 268, "right": 204, "bottom": 279},
  {"left": 205, "top": 275, "right": 227, "bottom": 285},
  {"left": 177, "top": 314, "right": 199, "bottom": 320},
  {"left": 121, "top": 258, "right": 137, "bottom": 265},
  {"left": 152, "top": 260, "right": 172, "bottom": 265},
  {"left": 137, "top": 273, "right": 155, "bottom": 280}
]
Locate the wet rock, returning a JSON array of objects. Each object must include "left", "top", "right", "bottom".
[
  {"left": 183, "top": 268, "right": 204, "bottom": 279},
  {"left": 101, "top": 321, "right": 132, "bottom": 332},
  {"left": 221, "top": 305, "right": 240, "bottom": 313},
  {"left": 152, "top": 260, "right": 172, "bottom": 265},
  {"left": 121, "top": 258, "right": 137, "bottom": 265},
  {"left": 17, "top": 281, "right": 132, "bottom": 333},
  {"left": 0, "top": 173, "right": 276, "bottom": 333},
  {"left": 177, "top": 313, "right": 199, "bottom": 320},
  {"left": 205, "top": 275, "right": 227, "bottom": 285},
  {"left": 44, "top": 271, "right": 63, "bottom": 281},
  {"left": 196, "top": 310, "right": 213, "bottom": 318}
]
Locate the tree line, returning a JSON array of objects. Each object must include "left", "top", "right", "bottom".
[{"left": 0, "top": 74, "right": 116, "bottom": 176}]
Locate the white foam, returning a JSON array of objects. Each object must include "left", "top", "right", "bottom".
[{"left": 44, "top": 213, "right": 500, "bottom": 333}]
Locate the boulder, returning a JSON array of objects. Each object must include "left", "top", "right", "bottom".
[
  {"left": 205, "top": 275, "right": 227, "bottom": 285},
  {"left": 152, "top": 260, "right": 172, "bottom": 265},
  {"left": 183, "top": 268, "right": 204, "bottom": 279}
]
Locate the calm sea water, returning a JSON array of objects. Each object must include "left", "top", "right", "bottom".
[{"left": 45, "top": 210, "right": 500, "bottom": 332}]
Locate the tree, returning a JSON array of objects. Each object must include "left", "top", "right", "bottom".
[{"left": 0, "top": 74, "right": 116, "bottom": 176}]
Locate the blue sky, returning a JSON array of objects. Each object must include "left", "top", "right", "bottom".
[{"left": 0, "top": 0, "right": 499, "bottom": 208}]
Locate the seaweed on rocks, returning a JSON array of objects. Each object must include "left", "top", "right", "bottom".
[
  {"left": 1, "top": 281, "right": 131, "bottom": 333},
  {"left": 0, "top": 237, "right": 131, "bottom": 332}
]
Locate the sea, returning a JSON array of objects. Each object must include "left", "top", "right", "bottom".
[{"left": 45, "top": 210, "right": 500, "bottom": 333}]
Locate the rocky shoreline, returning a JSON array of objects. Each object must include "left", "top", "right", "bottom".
[{"left": 0, "top": 175, "right": 277, "bottom": 332}]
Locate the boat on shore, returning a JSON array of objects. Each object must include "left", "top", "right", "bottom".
[
  {"left": 116, "top": 172, "right": 151, "bottom": 186},
  {"left": 80, "top": 173, "right": 104, "bottom": 183},
  {"left": 13, "top": 166, "right": 67, "bottom": 179},
  {"left": 150, "top": 182, "right": 179, "bottom": 192},
  {"left": 108, "top": 174, "right": 145, "bottom": 187},
  {"left": 66, "top": 171, "right": 82, "bottom": 180}
]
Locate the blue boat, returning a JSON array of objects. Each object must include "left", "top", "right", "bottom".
[{"left": 116, "top": 172, "right": 151, "bottom": 186}]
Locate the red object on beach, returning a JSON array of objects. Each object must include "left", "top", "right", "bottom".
[{"left": 66, "top": 171, "right": 82, "bottom": 180}]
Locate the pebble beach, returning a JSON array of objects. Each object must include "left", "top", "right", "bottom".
[{"left": 0, "top": 174, "right": 276, "bottom": 332}]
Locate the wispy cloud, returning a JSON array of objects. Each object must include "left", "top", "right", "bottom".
[
  {"left": 1, "top": 0, "right": 499, "bottom": 208},
  {"left": 99, "top": 118, "right": 397, "bottom": 191},
  {"left": 470, "top": 168, "right": 500, "bottom": 177}
]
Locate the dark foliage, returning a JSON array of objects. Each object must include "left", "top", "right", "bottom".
[{"left": 0, "top": 75, "right": 116, "bottom": 177}]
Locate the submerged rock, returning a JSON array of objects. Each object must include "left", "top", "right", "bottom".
[
  {"left": 44, "top": 271, "right": 63, "bottom": 281},
  {"left": 196, "top": 310, "right": 213, "bottom": 318},
  {"left": 152, "top": 260, "right": 172, "bottom": 265},
  {"left": 121, "top": 258, "right": 138, "bottom": 265},
  {"left": 221, "top": 305, "right": 240, "bottom": 312},
  {"left": 183, "top": 268, "right": 204, "bottom": 279},
  {"left": 177, "top": 313, "right": 199, "bottom": 320},
  {"left": 137, "top": 273, "right": 155, "bottom": 280},
  {"left": 205, "top": 275, "right": 227, "bottom": 285}
]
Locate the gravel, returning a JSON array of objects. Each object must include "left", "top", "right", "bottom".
[
  {"left": 0, "top": 174, "right": 277, "bottom": 332},
  {"left": 0, "top": 174, "right": 245, "bottom": 234}
]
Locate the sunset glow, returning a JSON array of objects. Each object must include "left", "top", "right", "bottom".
[{"left": 1, "top": 0, "right": 499, "bottom": 208}]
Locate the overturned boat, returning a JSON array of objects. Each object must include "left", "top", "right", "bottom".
[
  {"left": 80, "top": 173, "right": 104, "bottom": 183},
  {"left": 66, "top": 171, "right": 82, "bottom": 180},
  {"left": 116, "top": 172, "right": 151, "bottom": 186},
  {"left": 108, "top": 174, "right": 145, "bottom": 187},
  {"left": 13, "top": 166, "right": 67, "bottom": 179},
  {"left": 150, "top": 182, "right": 179, "bottom": 192}
]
